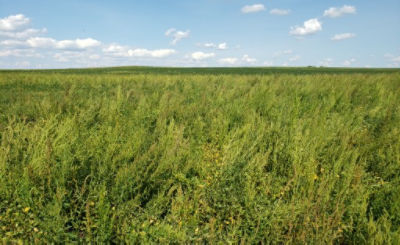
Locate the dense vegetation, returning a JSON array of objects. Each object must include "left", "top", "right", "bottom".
[{"left": 0, "top": 68, "right": 399, "bottom": 243}]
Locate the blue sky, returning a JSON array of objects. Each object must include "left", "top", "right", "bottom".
[{"left": 0, "top": 0, "right": 399, "bottom": 68}]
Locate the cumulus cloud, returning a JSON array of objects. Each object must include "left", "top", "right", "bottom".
[
  {"left": 203, "top": 43, "right": 215, "bottom": 48},
  {"left": 0, "top": 13, "right": 180, "bottom": 68},
  {"left": 217, "top": 43, "right": 227, "bottom": 50},
  {"left": 241, "top": 4, "right": 266, "bottom": 14},
  {"left": 26, "top": 37, "right": 56, "bottom": 48},
  {"left": 0, "top": 28, "right": 47, "bottom": 39},
  {"left": 165, "top": 28, "right": 190, "bottom": 45},
  {"left": 128, "top": 48, "right": 176, "bottom": 58},
  {"left": 103, "top": 44, "right": 125, "bottom": 53},
  {"left": 270, "top": 9, "right": 291, "bottom": 16},
  {"left": 290, "top": 18, "right": 322, "bottom": 36},
  {"left": 201, "top": 42, "right": 228, "bottom": 50},
  {"left": 242, "top": 54, "right": 256, "bottom": 63},
  {"left": 218, "top": 57, "right": 238, "bottom": 65},
  {"left": 0, "top": 14, "right": 30, "bottom": 31},
  {"left": 26, "top": 37, "right": 101, "bottom": 49},
  {"left": 0, "top": 39, "right": 27, "bottom": 47},
  {"left": 53, "top": 51, "right": 104, "bottom": 64},
  {"left": 0, "top": 48, "right": 40, "bottom": 57},
  {"left": 324, "top": 5, "right": 356, "bottom": 18},
  {"left": 331, "top": 33, "right": 356, "bottom": 41},
  {"left": 217, "top": 54, "right": 256, "bottom": 65},
  {"left": 191, "top": 51, "right": 215, "bottom": 61},
  {"left": 103, "top": 44, "right": 175, "bottom": 58},
  {"left": 57, "top": 38, "right": 101, "bottom": 49}
]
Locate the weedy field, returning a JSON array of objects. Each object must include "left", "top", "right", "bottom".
[{"left": 0, "top": 67, "right": 399, "bottom": 243}]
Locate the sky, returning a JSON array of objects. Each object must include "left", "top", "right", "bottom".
[{"left": 0, "top": 0, "right": 399, "bottom": 69}]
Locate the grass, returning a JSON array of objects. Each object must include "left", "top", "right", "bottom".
[{"left": 0, "top": 68, "right": 399, "bottom": 243}]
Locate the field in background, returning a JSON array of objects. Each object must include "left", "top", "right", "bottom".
[{"left": 0, "top": 68, "right": 399, "bottom": 243}]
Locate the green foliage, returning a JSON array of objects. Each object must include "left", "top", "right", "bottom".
[{"left": 0, "top": 69, "right": 399, "bottom": 243}]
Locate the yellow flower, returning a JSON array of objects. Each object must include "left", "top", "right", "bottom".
[
  {"left": 23, "top": 207, "right": 30, "bottom": 213},
  {"left": 313, "top": 174, "right": 318, "bottom": 180},
  {"left": 33, "top": 227, "right": 39, "bottom": 232}
]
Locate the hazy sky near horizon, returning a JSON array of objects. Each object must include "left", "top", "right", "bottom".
[{"left": 0, "top": 0, "right": 399, "bottom": 68}]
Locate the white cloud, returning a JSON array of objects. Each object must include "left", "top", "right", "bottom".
[
  {"left": 104, "top": 45, "right": 175, "bottom": 58},
  {"left": 128, "top": 48, "right": 175, "bottom": 58},
  {"left": 0, "top": 14, "right": 30, "bottom": 31},
  {"left": 324, "top": 5, "right": 356, "bottom": 18},
  {"left": 0, "top": 48, "right": 40, "bottom": 57},
  {"left": 392, "top": 56, "right": 400, "bottom": 62},
  {"left": 242, "top": 54, "right": 256, "bottom": 63},
  {"left": 270, "top": 9, "right": 291, "bottom": 16},
  {"left": 290, "top": 18, "right": 322, "bottom": 36},
  {"left": 53, "top": 51, "right": 103, "bottom": 64},
  {"left": 103, "top": 44, "right": 126, "bottom": 53},
  {"left": 218, "top": 57, "right": 238, "bottom": 65},
  {"left": 0, "top": 39, "right": 27, "bottom": 47},
  {"left": 0, "top": 28, "right": 46, "bottom": 39},
  {"left": 103, "top": 44, "right": 176, "bottom": 58},
  {"left": 217, "top": 43, "right": 227, "bottom": 50},
  {"left": 25, "top": 37, "right": 101, "bottom": 49},
  {"left": 331, "top": 33, "right": 356, "bottom": 41},
  {"left": 56, "top": 38, "right": 101, "bottom": 49},
  {"left": 241, "top": 4, "right": 266, "bottom": 14},
  {"left": 165, "top": 28, "right": 176, "bottom": 36},
  {"left": 343, "top": 58, "right": 356, "bottom": 66},
  {"left": 191, "top": 51, "right": 215, "bottom": 61},
  {"left": 26, "top": 37, "right": 57, "bottom": 48},
  {"left": 165, "top": 28, "right": 190, "bottom": 45},
  {"left": 201, "top": 42, "right": 228, "bottom": 50},
  {"left": 203, "top": 43, "right": 216, "bottom": 48}
]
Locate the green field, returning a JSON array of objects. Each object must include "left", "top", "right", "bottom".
[{"left": 1, "top": 67, "right": 400, "bottom": 243}]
